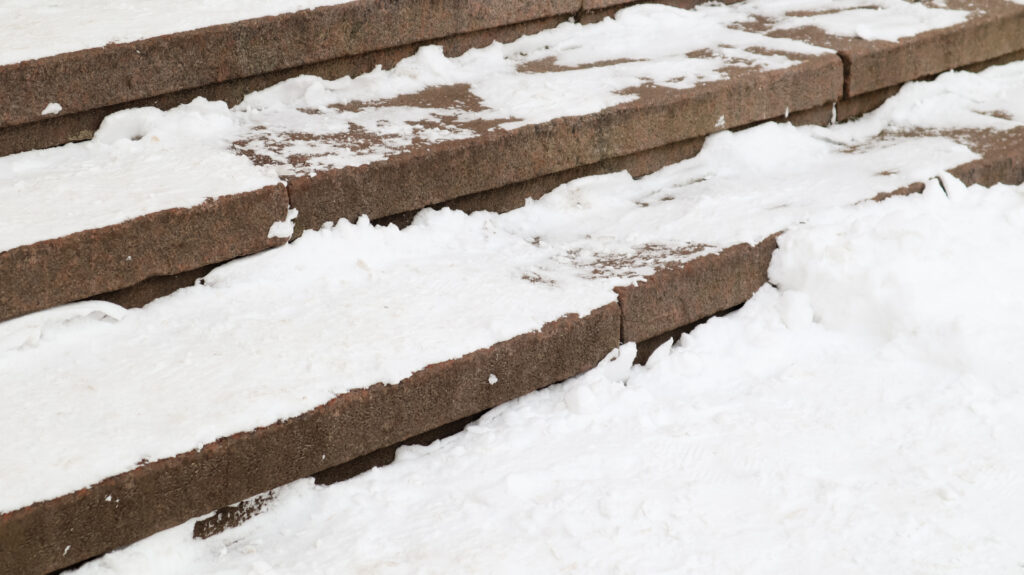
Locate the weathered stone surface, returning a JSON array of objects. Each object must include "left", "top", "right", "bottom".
[
  {"left": 381, "top": 137, "right": 707, "bottom": 228},
  {"left": 952, "top": 127, "right": 1024, "bottom": 188},
  {"left": 0, "top": 303, "right": 620, "bottom": 575},
  {"left": 312, "top": 413, "right": 484, "bottom": 487},
  {"left": 616, "top": 237, "right": 779, "bottom": 344},
  {"left": 96, "top": 264, "right": 218, "bottom": 309},
  {"left": 0, "top": 185, "right": 288, "bottom": 323},
  {"left": 288, "top": 54, "right": 843, "bottom": 230},
  {"left": 0, "top": 1, "right": 591, "bottom": 130},
  {"left": 757, "top": 0, "right": 1024, "bottom": 97},
  {"left": 0, "top": 12, "right": 575, "bottom": 157}
]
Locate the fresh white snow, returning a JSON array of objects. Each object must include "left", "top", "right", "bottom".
[
  {"left": 0, "top": 0, "right": 354, "bottom": 66},
  {"left": 74, "top": 178, "right": 1024, "bottom": 574},
  {"left": 40, "top": 102, "right": 62, "bottom": 116},
  {"left": 1, "top": 58, "right": 1018, "bottom": 515}
]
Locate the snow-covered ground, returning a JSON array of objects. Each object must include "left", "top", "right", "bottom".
[{"left": 74, "top": 178, "right": 1024, "bottom": 574}]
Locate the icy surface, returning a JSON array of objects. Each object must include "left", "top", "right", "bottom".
[
  {"left": 0, "top": 60, "right": 1011, "bottom": 514},
  {"left": 0, "top": 0, "right": 353, "bottom": 66},
  {"left": 76, "top": 180, "right": 1024, "bottom": 574}
]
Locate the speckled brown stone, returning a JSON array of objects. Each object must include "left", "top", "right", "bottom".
[
  {"left": 757, "top": 0, "right": 1024, "bottom": 97},
  {"left": 0, "top": 1, "right": 591, "bottom": 130},
  {"left": 616, "top": 237, "right": 779, "bottom": 344},
  {"left": 0, "top": 185, "right": 288, "bottom": 323},
  {"left": 312, "top": 413, "right": 484, "bottom": 487},
  {"left": 95, "top": 264, "right": 218, "bottom": 309},
  {"left": 0, "top": 12, "right": 579, "bottom": 157},
  {"left": 288, "top": 53, "right": 843, "bottom": 231},
  {"left": 951, "top": 127, "right": 1024, "bottom": 188},
  {"left": 379, "top": 136, "right": 707, "bottom": 228},
  {"left": 0, "top": 303, "right": 620, "bottom": 575}
]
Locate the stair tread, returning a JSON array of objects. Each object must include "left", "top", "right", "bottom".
[
  {"left": 0, "top": 3, "right": 845, "bottom": 322},
  {"left": 3, "top": 58, "right": 1024, "bottom": 574}
]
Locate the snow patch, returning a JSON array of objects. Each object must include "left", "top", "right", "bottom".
[{"left": 267, "top": 208, "right": 298, "bottom": 240}]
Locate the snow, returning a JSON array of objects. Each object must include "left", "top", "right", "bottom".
[
  {"left": 40, "top": 102, "right": 62, "bottom": 116},
  {"left": 1, "top": 58, "right": 1017, "bottom": 515},
  {"left": 1, "top": 2, "right": 984, "bottom": 254},
  {"left": 1, "top": 3, "right": 827, "bottom": 252},
  {"left": 0, "top": 0, "right": 354, "bottom": 66},
  {"left": 73, "top": 179, "right": 1024, "bottom": 574},
  {"left": 0, "top": 99, "right": 281, "bottom": 253},
  {"left": 737, "top": 0, "right": 970, "bottom": 43},
  {"left": 234, "top": 4, "right": 827, "bottom": 175}
]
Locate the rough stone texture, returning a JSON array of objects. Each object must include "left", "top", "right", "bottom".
[
  {"left": 96, "top": 264, "right": 219, "bottom": 309},
  {"left": 952, "top": 127, "right": 1024, "bottom": 188},
  {"left": 616, "top": 237, "right": 779, "bottom": 344},
  {"left": 0, "top": 1, "right": 590, "bottom": 130},
  {"left": 0, "top": 13, "right": 576, "bottom": 158},
  {"left": 0, "top": 304, "right": 620, "bottom": 575},
  {"left": 312, "top": 413, "right": 484, "bottom": 487},
  {"left": 0, "top": 185, "right": 288, "bottom": 323},
  {"left": 757, "top": 0, "right": 1024, "bottom": 98},
  {"left": 288, "top": 54, "right": 843, "bottom": 231},
  {"left": 380, "top": 137, "right": 706, "bottom": 228}
]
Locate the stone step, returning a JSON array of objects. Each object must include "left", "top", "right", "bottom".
[
  {"left": 0, "top": 0, "right": 734, "bottom": 157},
  {"left": 3, "top": 58, "right": 1023, "bottom": 575},
  {"left": 0, "top": 3, "right": 844, "bottom": 323}
]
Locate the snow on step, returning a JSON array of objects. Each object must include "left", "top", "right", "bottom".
[
  {"left": 75, "top": 178, "right": 1024, "bottom": 575},
  {"left": 0, "top": 3, "right": 831, "bottom": 254},
  {"left": 0, "top": 0, "right": 355, "bottom": 66},
  {"left": 4, "top": 61, "right": 1023, "bottom": 516}
]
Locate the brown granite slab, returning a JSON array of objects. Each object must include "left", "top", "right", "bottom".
[
  {"left": 285, "top": 53, "right": 843, "bottom": 231},
  {"left": 0, "top": 303, "right": 621, "bottom": 575},
  {"left": 0, "top": 1, "right": 587, "bottom": 130},
  {"left": 616, "top": 237, "right": 779, "bottom": 344},
  {"left": 615, "top": 125, "right": 1024, "bottom": 347},
  {"left": 748, "top": 0, "right": 1024, "bottom": 98},
  {"left": 0, "top": 185, "right": 289, "bottom": 323}
]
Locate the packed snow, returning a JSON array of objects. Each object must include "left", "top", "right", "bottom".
[
  {"left": 0, "top": 58, "right": 1018, "bottom": 514},
  {"left": 74, "top": 178, "right": 1024, "bottom": 574},
  {"left": 0, "top": 0, "right": 354, "bottom": 66}
]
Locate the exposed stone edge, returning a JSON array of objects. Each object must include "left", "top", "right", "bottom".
[{"left": 0, "top": 303, "right": 621, "bottom": 575}]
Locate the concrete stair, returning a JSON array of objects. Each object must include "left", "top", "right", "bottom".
[{"left": 1, "top": 1, "right": 1024, "bottom": 573}]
